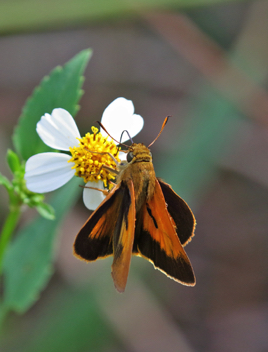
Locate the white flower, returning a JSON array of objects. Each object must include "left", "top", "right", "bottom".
[{"left": 25, "top": 97, "right": 143, "bottom": 210}]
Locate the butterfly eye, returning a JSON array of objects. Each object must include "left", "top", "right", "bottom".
[{"left": 127, "top": 152, "right": 134, "bottom": 163}]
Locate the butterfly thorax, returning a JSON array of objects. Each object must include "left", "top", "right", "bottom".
[{"left": 117, "top": 143, "right": 155, "bottom": 212}]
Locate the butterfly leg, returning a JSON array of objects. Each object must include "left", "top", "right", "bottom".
[
  {"left": 80, "top": 178, "right": 116, "bottom": 195},
  {"left": 80, "top": 184, "right": 109, "bottom": 195},
  {"left": 82, "top": 164, "right": 119, "bottom": 194},
  {"left": 88, "top": 164, "right": 120, "bottom": 180}
]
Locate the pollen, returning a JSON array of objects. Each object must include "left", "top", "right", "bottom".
[{"left": 69, "top": 126, "right": 120, "bottom": 189}]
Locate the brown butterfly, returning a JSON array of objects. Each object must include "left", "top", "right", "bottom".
[{"left": 73, "top": 118, "right": 196, "bottom": 292}]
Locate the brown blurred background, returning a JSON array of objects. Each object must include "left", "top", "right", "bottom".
[{"left": 1, "top": 0, "right": 268, "bottom": 351}]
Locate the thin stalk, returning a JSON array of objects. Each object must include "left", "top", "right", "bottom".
[{"left": 0, "top": 206, "right": 21, "bottom": 274}]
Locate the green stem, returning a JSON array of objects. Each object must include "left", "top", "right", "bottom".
[{"left": 0, "top": 206, "right": 21, "bottom": 275}]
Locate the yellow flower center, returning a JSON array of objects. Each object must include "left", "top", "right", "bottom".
[{"left": 69, "top": 127, "right": 120, "bottom": 189}]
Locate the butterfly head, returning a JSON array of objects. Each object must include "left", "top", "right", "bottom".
[
  {"left": 97, "top": 115, "right": 169, "bottom": 164},
  {"left": 126, "top": 143, "right": 152, "bottom": 163}
]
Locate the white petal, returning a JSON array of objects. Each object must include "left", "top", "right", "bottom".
[
  {"left": 25, "top": 152, "right": 75, "bottom": 193},
  {"left": 83, "top": 180, "right": 106, "bottom": 210},
  {"left": 118, "top": 151, "right": 127, "bottom": 161},
  {"left": 36, "top": 108, "right": 81, "bottom": 151},
  {"left": 100, "top": 97, "right": 144, "bottom": 143}
]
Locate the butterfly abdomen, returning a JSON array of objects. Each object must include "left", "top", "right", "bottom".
[{"left": 127, "top": 161, "right": 156, "bottom": 212}]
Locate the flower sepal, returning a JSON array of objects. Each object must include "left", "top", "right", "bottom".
[
  {"left": 14, "top": 175, "right": 56, "bottom": 220},
  {"left": 35, "top": 202, "right": 55, "bottom": 220},
  {"left": 1, "top": 149, "right": 55, "bottom": 220},
  {"left": 6, "top": 149, "right": 21, "bottom": 175}
]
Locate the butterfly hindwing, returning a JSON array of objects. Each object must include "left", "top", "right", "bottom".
[
  {"left": 158, "top": 179, "right": 196, "bottom": 246},
  {"left": 135, "top": 179, "right": 195, "bottom": 286},
  {"left": 74, "top": 183, "right": 127, "bottom": 261},
  {"left": 111, "top": 180, "right": 135, "bottom": 292}
]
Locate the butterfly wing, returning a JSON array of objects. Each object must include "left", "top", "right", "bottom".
[
  {"left": 74, "top": 184, "right": 121, "bottom": 261},
  {"left": 73, "top": 180, "right": 135, "bottom": 293},
  {"left": 158, "top": 179, "right": 196, "bottom": 246},
  {"left": 134, "top": 179, "right": 195, "bottom": 286},
  {"left": 111, "top": 180, "right": 135, "bottom": 293}
]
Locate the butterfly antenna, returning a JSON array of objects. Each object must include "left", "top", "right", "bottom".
[
  {"left": 148, "top": 116, "right": 170, "bottom": 148},
  {"left": 120, "top": 130, "right": 134, "bottom": 144},
  {"left": 97, "top": 121, "right": 129, "bottom": 148}
]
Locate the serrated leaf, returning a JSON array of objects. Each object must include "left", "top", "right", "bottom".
[
  {"left": 2, "top": 177, "right": 82, "bottom": 314},
  {"left": 13, "top": 49, "right": 92, "bottom": 160},
  {"left": 6, "top": 149, "right": 21, "bottom": 174}
]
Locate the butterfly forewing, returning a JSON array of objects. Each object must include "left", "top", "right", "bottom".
[
  {"left": 74, "top": 183, "right": 127, "bottom": 261},
  {"left": 135, "top": 179, "right": 195, "bottom": 286},
  {"left": 74, "top": 180, "right": 136, "bottom": 292}
]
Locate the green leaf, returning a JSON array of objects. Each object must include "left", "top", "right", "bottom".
[
  {"left": 2, "top": 177, "right": 81, "bottom": 314},
  {"left": 36, "top": 202, "right": 55, "bottom": 220},
  {"left": 13, "top": 49, "right": 92, "bottom": 160},
  {"left": 6, "top": 149, "right": 21, "bottom": 174}
]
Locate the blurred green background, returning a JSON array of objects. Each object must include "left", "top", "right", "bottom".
[{"left": 1, "top": 0, "right": 268, "bottom": 351}]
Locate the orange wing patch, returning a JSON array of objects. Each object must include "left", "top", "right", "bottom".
[
  {"left": 158, "top": 179, "right": 196, "bottom": 246},
  {"left": 135, "top": 179, "right": 195, "bottom": 286}
]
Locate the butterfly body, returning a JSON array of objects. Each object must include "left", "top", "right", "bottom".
[
  {"left": 74, "top": 142, "right": 196, "bottom": 292},
  {"left": 117, "top": 143, "right": 156, "bottom": 212}
]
